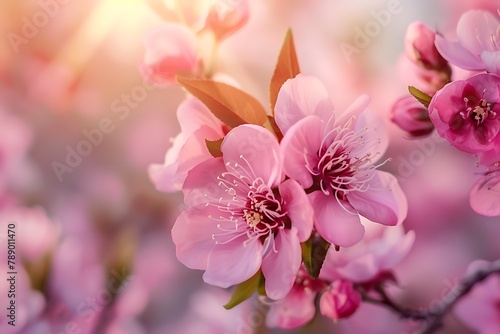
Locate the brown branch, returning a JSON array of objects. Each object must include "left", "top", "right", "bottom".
[{"left": 363, "top": 260, "right": 500, "bottom": 334}]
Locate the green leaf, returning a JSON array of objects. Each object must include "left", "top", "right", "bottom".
[
  {"left": 408, "top": 86, "right": 432, "bottom": 108},
  {"left": 270, "top": 29, "right": 301, "bottom": 115},
  {"left": 177, "top": 77, "right": 268, "bottom": 128},
  {"left": 302, "top": 234, "right": 330, "bottom": 279},
  {"left": 205, "top": 138, "right": 224, "bottom": 157},
  {"left": 224, "top": 271, "right": 262, "bottom": 309}
]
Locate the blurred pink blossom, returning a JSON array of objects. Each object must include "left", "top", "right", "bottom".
[
  {"left": 173, "top": 124, "right": 313, "bottom": 299},
  {"left": 454, "top": 259, "right": 500, "bottom": 334},
  {"left": 391, "top": 95, "right": 434, "bottom": 137},
  {"left": 320, "top": 218, "right": 415, "bottom": 284},
  {"left": 405, "top": 22, "right": 449, "bottom": 72},
  {"left": 470, "top": 166, "right": 500, "bottom": 216},
  {"left": 276, "top": 74, "right": 407, "bottom": 247},
  {"left": 149, "top": 98, "right": 226, "bottom": 192},
  {"left": 205, "top": 0, "right": 250, "bottom": 41},
  {"left": 428, "top": 73, "right": 500, "bottom": 155},
  {"left": 435, "top": 10, "right": 500, "bottom": 74},
  {"left": 139, "top": 23, "right": 200, "bottom": 86}
]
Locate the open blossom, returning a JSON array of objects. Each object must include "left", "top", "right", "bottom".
[
  {"left": 173, "top": 124, "right": 313, "bottom": 300},
  {"left": 149, "top": 98, "right": 226, "bottom": 192},
  {"left": 275, "top": 74, "right": 407, "bottom": 247},
  {"left": 435, "top": 10, "right": 500, "bottom": 75},
  {"left": 428, "top": 73, "right": 500, "bottom": 155},
  {"left": 391, "top": 95, "right": 434, "bottom": 137},
  {"left": 454, "top": 260, "right": 500, "bottom": 334}
]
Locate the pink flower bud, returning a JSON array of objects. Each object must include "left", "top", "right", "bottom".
[
  {"left": 319, "top": 279, "right": 361, "bottom": 320},
  {"left": 139, "top": 23, "right": 199, "bottom": 86},
  {"left": 205, "top": 0, "right": 249, "bottom": 41},
  {"left": 405, "top": 22, "right": 449, "bottom": 73},
  {"left": 391, "top": 95, "right": 434, "bottom": 137}
]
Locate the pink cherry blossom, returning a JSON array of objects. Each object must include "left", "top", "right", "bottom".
[
  {"left": 405, "top": 22, "right": 449, "bottom": 73},
  {"left": 149, "top": 98, "right": 226, "bottom": 193},
  {"left": 319, "top": 279, "right": 361, "bottom": 320},
  {"left": 470, "top": 165, "right": 500, "bottom": 216},
  {"left": 266, "top": 266, "right": 326, "bottom": 329},
  {"left": 435, "top": 10, "right": 500, "bottom": 74},
  {"left": 391, "top": 95, "right": 434, "bottom": 137},
  {"left": 428, "top": 73, "right": 500, "bottom": 155},
  {"left": 173, "top": 124, "right": 313, "bottom": 300},
  {"left": 275, "top": 74, "right": 407, "bottom": 247},
  {"left": 320, "top": 218, "right": 415, "bottom": 284},
  {"left": 139, "top": 23, "right": 199, "bottom": 86},
  {"left": 454, "top": 260, "right": 500, "bottom": 334},
  {"left": 205, "top": 0, "right": 250, "bottom": 41}
]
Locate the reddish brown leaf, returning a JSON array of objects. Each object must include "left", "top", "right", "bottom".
[
  {"left": 177, "top": 77, "right": 268, "bottom": 128},
  {"left": 205, "top": 138, "right": 224, "bottom": 158},
  {"left": 269, "top": 29, "right": 301, "bottom": 115}
]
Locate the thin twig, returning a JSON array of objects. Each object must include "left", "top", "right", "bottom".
[{"left": 363, "top": 260, "right": 500, "bottom": 334}]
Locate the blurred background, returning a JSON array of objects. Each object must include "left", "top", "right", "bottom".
[{"left": 0, "top": 0, "right": 499, "bottom": 333}]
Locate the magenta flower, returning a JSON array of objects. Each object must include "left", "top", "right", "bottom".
[
  {"left": 173, "top": 124, "right": 313, "bottom": 300},
  {"left": 275, "top": 74, "right": 407, "bottom": 247},
  {"left": 435, "top": 10, "right": 500, "bottom": 74},
  {"left": 149, "top": 98, "right": 226, "bottom": 192},
  {"left": 428, "top": 73, "right": 500, "bottom": 154}
]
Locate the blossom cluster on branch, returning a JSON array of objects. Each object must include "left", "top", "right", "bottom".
[{"left": 143, "top": 2, "right": 500, "bottom": 333}]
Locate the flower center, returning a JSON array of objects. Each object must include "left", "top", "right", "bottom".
[
  {"left": 462, "top": 97, "right": 496, "bottom": 125},
  {"left": 305, "top": 123, "right": 383, "bottom": 200},
  {"left": 242, "top": 181, "right": 286, "bottom": 235},
  {"left": 208, "top": 157, "right": 287, "bottom": 249}
]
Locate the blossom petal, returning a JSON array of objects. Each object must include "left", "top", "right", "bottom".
[
  {"left": 280, "top": 116, "right": 323, "bottom": 189},
  {"left": 171, "top": 204, "right": 222, "bottom": 270},
  {"left": 204, "top": 236, "right": 263, "bottom": 288},
  {"left": 456, "top": 10, "right": 500, "bottom": 54},
  {"left": 470, "top": 172, "right": 500, "bottom": 216},
  {"left": 351, "top": 106, "right": 389, "bottom": 163},
  {"left": 435, "top": 35, "right": 484, "bottom": 71},
  {"left": 308, "top": 192, "right": 365, "bottom": 247},
  {"left": 221, "top": 124, "right": 284, "bottom": 187},
  {"left": 335, "top": 95, "right": 371, "bottom": 129},
  {"left": 348, "top": 171, "right": 407, "bottom": 226},
  {"left": 275, "top": 74, "right": 334, "bottom": 134},
  {"left": 148, "top": 133, "right": 183, "bottom": 192},
  {"left": 182, "top": 157, "right": 231, "bottom": 207},
  {"left": 279, "top": 179, "right": 313, "bottom": 242},
  {"left": 261, "top": 228, "right": 301, "bottom": 300},
  {"left": 177, "top": 98, "right": 223, "bottom": 136},
  {"left": 266, "top": 285, "right": 316, "bottom": 329},
  {"left": 335, "top": 253, "right": 379, "bottom": 282},
  {"left": 481, "top": 51, "right": 500, "bottom": 75}
]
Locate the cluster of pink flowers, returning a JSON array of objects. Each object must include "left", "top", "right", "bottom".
[
  {"left": 392, "top": 9, "right": 500, "bottom": 217},
  {"left": 146, "top": 6, "right": 412, "bottom": 323}
]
